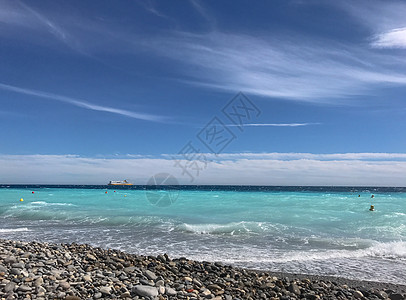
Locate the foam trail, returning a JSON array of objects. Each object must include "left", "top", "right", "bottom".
[{"left": 0, "top": 228, "right": 30, "bottom": 233}]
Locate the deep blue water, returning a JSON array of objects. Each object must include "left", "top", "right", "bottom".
[{"left": 1, "top": 185, "right": 405, "bottom": 284}]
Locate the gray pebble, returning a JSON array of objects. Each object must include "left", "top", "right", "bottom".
[
  {"left": 10, "top": 268, "right": 21, "bottom": 275},
  {"left": 132, "top": 285, "right": 159, "bottom": 297},
  {"left": 34, "top": 276, "right": 44, "bottom": 287},
  {"left": 165, "top": 286, "right": 177, "bottom": 296},
  {"left": 11, "top": 262, "right": 25, "bottom": 269},
  {"left": 144, "top": 269, "right": 157, "bottom": 281},
  {"left": 4, "top": 282, "right": 16, "bottom": 293},
  {"left": 18, "top": 285, "right": 32, "bottom": 292},
  {"left": 155, "top": 279, "right": 164, "bottom": 287},
  {"left": 99, "top": 286, "right": 111, "bottom": 295}
]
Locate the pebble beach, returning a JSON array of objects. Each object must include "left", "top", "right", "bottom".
[{"left": 1, "top": 239, "right": 405, "bottom": 300}]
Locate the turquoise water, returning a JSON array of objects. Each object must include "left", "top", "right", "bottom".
[{"left": 1, "top": 186, "right": 406, "bottom": 284}]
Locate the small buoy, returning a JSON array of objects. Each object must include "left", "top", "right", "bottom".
[
  {"left": 114, "top": 191, "right": 116, "bottom": 193},
  {"left": 105, "top": 191, "right": 108, "bottom": 194},
  {"left": 32, "top": 191, "right": 35, "bottom": 194},
  {"left": 369, "top": 205, "right": 375, "bottom": 211},
  {"left": 124, "top": 195, "right": 127, "bottom": 197},
  {"left": 19, "top": 198, "right": 24, "bottom": 202}
]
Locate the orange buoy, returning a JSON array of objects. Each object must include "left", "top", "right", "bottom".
[
  {"left": 105, "top": 191, "right": 108, "bottom": 194},
  {"left": 32, "top": 191, "right": 35, "bottom": 194}
]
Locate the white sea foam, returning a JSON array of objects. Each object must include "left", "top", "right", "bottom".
[
  {"left": 30, "top": 201, "right": 74, "bottom": 206},
  {"left": 263, "top": 241, "right": 406, "bottom": 263},
  {"left": 179, "top": 221, "right": 270, "bottom": 235},
  {"left": 0, "top": 228, "right": 29, "bottom": 233},
  {"left": 31, "top": 201, "right": 47, "bottom": 204}
]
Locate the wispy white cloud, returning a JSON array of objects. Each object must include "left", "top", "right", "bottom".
[
  {"left": 371, "top": 27, "right": 406, "bottom": 49},
  {"left": 0, "top": 82, "right": 166, "bottom": 122},
  {"left": 166, "top": 152, "right": 406, "bottom": 161},
  {"left": 0, "top": 1, "right": 83, "bottom": 52},
  {"left": 18, "top": 1, "right": 68, "bottom": 43},
  {"left": 145, "top": 31, "right": 406, "bottom": 102},
  {"left": 2, "top": 1, "right": 406, "bottom": 103},
  {"left": 134, "top": 0, "right": 170, "bottom": 19},
  {"left": 143, "top": 0, "right": 406, "bottom": 101},
  {"left": 209, "top": 152, "right": 406, "bottom": 161},
  {"left": 227, "top": 123, "right": 319, "bottom": 127},
  {"left": 335, "top": 1, "right": 406, "bottom": 49},
  {"left": 336, "top": 0, "right": 406, "bottom": 33},
  {"left": 1, "top": 153, "right": 405, "bottom": 186},
  {"left": 188, "top": 0, "right": 216, "bottom": 27},
  {"left": 0, "top": 1, "right": 104, "bottom": 55}
]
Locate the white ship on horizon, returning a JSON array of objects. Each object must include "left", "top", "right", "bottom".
[{"left": 108, "top": 180, "right": 133, "bottom": 186}]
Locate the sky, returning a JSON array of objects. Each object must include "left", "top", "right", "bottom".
[{"left": 0, "top": 0, "right": 406, "bottom": 185}]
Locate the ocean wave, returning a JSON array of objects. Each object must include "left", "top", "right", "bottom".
[
  {"left": 0, "top": 227, "right": 30, "bottom": 233},
  {"left": 2, "top": 207, "right": 177, "bottom": 228},
  {"left": 270, "top": 241, "right": 406, "bottom": 263},
  {"left": 177, "top": 221, "right": 284, "bottom": 235},
  {"left": 30, "top": 201, "right": 75, "bottom": 206}
]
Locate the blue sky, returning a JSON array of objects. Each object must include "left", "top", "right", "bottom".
[{"left": 1, "top": 0, "right": 406, "bottom": 185}]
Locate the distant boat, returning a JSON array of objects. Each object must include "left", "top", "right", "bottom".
[{"left": 108, "top": 180, "right": 133, "bottom": 186}]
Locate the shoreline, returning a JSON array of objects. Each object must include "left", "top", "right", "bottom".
[{"left": 1, "top": 239, "right": 405, "bottom": 299}]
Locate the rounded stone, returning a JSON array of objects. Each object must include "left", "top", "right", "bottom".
[
  {"left": 4, "top": 282, "right": 16, "bottom": 293},
  {"left": 155, "top": 279, "right": 165, "bottom": 287},
  {"left": 99, "top": 286, "right": 111, "bottom": 295},
  {"left": 34, "top": 277, "right": 44, "bottom": 287},
  {"left": 166, "top": 287, "right": 177, "bottom": 296},
  {"left": 132, "top": 285, "right": 159, "bottom": 297},
  {"left": 18, "top": 285, "right": 32, "bottom": 292},
  {"left": 144, "top": 270, "right": 157, "bottom": 281},
  {"left": 10, "top": 268, "right": 21, "bottom": 275}
]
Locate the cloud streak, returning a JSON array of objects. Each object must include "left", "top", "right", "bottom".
[
  {"left": 146, "top": 31, "right": 406, "bottom": 102},
  {"left": 18, "top": 1, "right": 68, "bottom": 43},
  {"left": 209, "top": 152, "right": 406, "bottom": 161},
  {"left": 166, "top": 152, "right": 406, "bottom": 162},
  {"left": 0, "top": 83, "right": 166, "bottom": 122},
  {"left": 335, "top": 1, "right": 406, "bottom": 49},
  {"left": 372, "top": 27, "right": 406, "bottom": 49},
  {"left": 227, "top": 123, "right": 319, "bottom": 127},
  {"left": 1, "top": 1, "right": 406, "bottom": 103}
]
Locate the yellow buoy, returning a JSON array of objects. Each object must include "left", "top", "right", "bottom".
[
  {"left": 19, "top": 198, "right": 24, "bottom": 202},
  {"left": 124, "top": 195, "right": 127, "bottom": 197}
]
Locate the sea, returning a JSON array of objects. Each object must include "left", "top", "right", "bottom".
[{"left": 0, "top": 185, "right": 405, "bottom": 285}]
